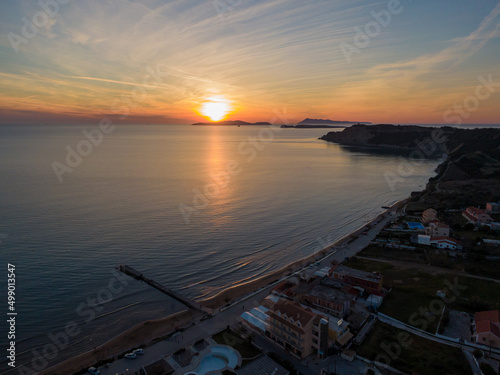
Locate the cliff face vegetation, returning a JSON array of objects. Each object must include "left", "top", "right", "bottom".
[{"left": 320, "top": 124, "right": 500, "bottom": 209}]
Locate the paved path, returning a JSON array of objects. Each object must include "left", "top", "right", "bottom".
[
  {"left": 463, "top": 349, "right": 482, "bottom": 375},
  {"left": 92, "top": 210, "right": 401, "bottom": 375},
  {"left": 377, "top": 313, "right": 500, "bottom": 359}
]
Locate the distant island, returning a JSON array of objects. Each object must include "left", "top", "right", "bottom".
[
  {"left": 298, "top": 118, "right": 372, "bottom": 125},
  {"left": 192, "top": 118, "right": 373, "bottom": 127},
  {"left": 192, "top": 120, "right": 271, "bottom": 126}
]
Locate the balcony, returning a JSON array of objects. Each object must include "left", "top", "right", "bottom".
[{"left": 270, "top": 330, "right": 305, "bottom": 347}]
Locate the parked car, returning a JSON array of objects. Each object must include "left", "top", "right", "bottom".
[
  {"left": 133, "top": 348, "right": 144, "bottom": 355},
  {"left": 124, "top": 353, "right": 137, "bottom": 359},
  {"left": 88, "top": 367, "right": 100, "bottom": 375}
]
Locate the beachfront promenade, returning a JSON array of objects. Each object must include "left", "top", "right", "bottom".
[{"left": 96, "top": 210, "right": 399, "bottom": 375}]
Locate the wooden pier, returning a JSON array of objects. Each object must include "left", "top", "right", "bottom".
[{"left": 117, "top": 265, "right": 213, "bottom": 315}]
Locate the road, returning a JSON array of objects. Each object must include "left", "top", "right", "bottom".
[
  {"left": 94, "top": 210, "right": 400, "bottom": 375},
  {"left": 377, "top": 313, "right": 500, "bottom": 360}
]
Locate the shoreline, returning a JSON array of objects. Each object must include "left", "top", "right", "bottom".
[
  {"left": 38, "top": 198, "right": 407, "bottom": 375},
  {"left": 38, "top": 310, "right": 193, "bottom": 375},
  {"left": 200, "top": 197, "right": 407, "bottom": 310}
]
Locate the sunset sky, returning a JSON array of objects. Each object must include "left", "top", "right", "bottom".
[{"left": 1, "top": 0, "right": 499, "bottom": 124}]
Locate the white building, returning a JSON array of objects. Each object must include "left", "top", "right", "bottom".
[
  {"left": 430, "top": 236, "right": 462, "bottom": 250},
  {"left": 417, "top": 234, "right": 431, "bottom": 246},
  {"left": 428, "top": 221, "right": 450, "bottom": 237}
]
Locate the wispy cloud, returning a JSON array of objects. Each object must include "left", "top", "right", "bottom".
[{"left": 0, "top": 0, "right": 499, "bottom": 124}]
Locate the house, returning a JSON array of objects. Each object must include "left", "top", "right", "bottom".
[
  {"left": 473, "top": 310, "right": 500, "bottom": 348},
  {"left": 301, "top": 303, "right": 354, "bottom": 349},
  {"left": 486, "top": 202, "right": 500, "bottom": 214},
  {"left": 422, "top": 208, "right": 438, "bottom": 223},
  {"left": 267, "top": 300, "right": 329, "bottom": 358},
  {"left": 331, "top": 265, "right": 383, "bottom": 293},
  {"left": 296, "top": 284, "right": 351, "bottom": 318},
  {"left": 328, "top": 318, "right": 353, "bottom": 349},
  {"left": 365, "top": 293, "right": 384, "bottom": 309},
  {"left": 428, "top": 221, "right": 450, "bottom": 237},
  {"left": 430, "top": 236, "right": 462, "bottom": 250},
  {"left": 463, "top": 207, "right": 492, "bottom": 226}
]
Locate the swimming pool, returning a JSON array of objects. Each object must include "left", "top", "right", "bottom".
[
  {"left": 407, "top": 222, "right": 425, "bottom": 230},
  {"left": 183, "top": 345, "right": 240, "bottom": 375}
]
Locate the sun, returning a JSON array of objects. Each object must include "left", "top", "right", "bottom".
[{"left": 201, "top": 97, "right": 231, "bottom": 121}]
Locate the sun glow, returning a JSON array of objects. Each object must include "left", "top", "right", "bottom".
[{"left": 201, "top": 97, "right": 231, "bottom": 121}]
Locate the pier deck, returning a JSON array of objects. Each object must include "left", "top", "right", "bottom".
[{"left": 117, "top": 265, "right": 213, "bottom": 315}]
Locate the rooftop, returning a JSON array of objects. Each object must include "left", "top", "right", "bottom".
[
  {"left": 466, "top": 207, "right": 489, "bottom": 215},
  {"left": 307, "top": 284, "right": 350, "bottom": 303},
  {"left": 475, "top": 310, "right": 500, "bottom": 323},
  {"left": 236, "top": 355, "right": 289, "bottom": 375},
  {"left": 270, "top": 300, "right": 317, "bottom": 329},
  {"left": 429, "top": 221, "right": 449, "bottom": 228},
  {"left": 292, "top": 278, "right": 320, "bottom": 295},
  {"left": 430, "top": 236, "right": 461, "bottom": 244}
]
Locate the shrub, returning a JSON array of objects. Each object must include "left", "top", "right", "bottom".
[{"left": 479, "top": 363, "right": 496, "bottom": 375}]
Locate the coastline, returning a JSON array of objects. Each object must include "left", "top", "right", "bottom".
[
  {"left": 39, "top": 198, "right": 407, "bottom": 375},
  {"left": 200, "top": 197, "right": 407, "bottom": 310},
  {"left": 38, "top": 310, "right": 193, "bottom": 375}
]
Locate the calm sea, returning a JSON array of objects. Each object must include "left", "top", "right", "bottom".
[{"left": 0, "top": 124, "right": 440, "bottom": 372}]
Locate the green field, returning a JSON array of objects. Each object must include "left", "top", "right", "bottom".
[
  {"left": 359, "top": 245, "right": 427, "bottom": 264},
  {"left": 345, "top": 257, "right": 500, "bottom": 331},
  {"left": 358, "top": 322, "right": 472, "bottom": 375}
]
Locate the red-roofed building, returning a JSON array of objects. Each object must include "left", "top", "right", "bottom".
[
  {"left": 267, "top": 300, "right": 330, "bottom": 358},
  {"left": 422, "top": 208, "right": 438, "bottom": 224},
  {"left": 463, "top": 207, "right": 492, "bottom": 226},
  {"left": 331, "top": 265, "right": 383, "bottom": 293},
  {"left": 474, "top": 310, "right": 500, "bottom": 348},
  {"left": 430, "top": 236, "right": 463, "bottom": 250}
]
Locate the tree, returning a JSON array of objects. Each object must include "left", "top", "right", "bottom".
[
  {"left": 473, "top": 349, "right": 483, "bottom": 359},
  {"left": 479, "top": 363, "right": 496, "bottom": 375}
]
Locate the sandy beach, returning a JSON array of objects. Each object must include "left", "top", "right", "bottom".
[
  {"left": 39, "top": 310, "right": 193, "bottom": 375},
  {"left": 40, "top": 198, "right": 407, "bottom": 375},
  {"left": 201, "top": 198, "right": 407, "bottom": 310}
]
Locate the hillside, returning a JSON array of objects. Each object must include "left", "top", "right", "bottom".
[
  {"left": 298, "top": 118, "right": 371, "bottom": 125},
  {"left": 320, "top": 124, "right": 500, "bottom": 209}
]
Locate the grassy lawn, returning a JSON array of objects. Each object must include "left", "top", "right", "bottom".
[
  {"left": 360, "top": 245, "right": 427, "bottom": 264},
  {"left": 212, "top": 328, "right": 261, "bottom": 360},
  {"left": 358, "top": 322, "right": 472, "bottom": 375},
  {"left": 463, "top": 260, "right": 500, "bottom": 280},
  {"left": 379, "top": 289, "right": 443, "bottom": 333},
  {"left": 344, "top": 257, "right": 500, "bottom": 330},
  {"left": 455, "top": 229, "right": 500, "bottom": 242},
  {"left": 363, "top": 243, "right": 500, "bottom": 280}
]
